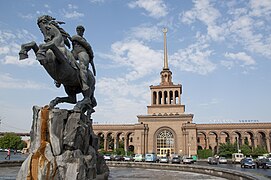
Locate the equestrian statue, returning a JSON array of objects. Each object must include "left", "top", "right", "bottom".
[{"left": 19, "top": 15, "right": 96, "bottom": 118}]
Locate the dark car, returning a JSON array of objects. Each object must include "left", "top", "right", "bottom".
[
  {"left": 113, "top": 155, "right": 124, "bottom": 161},
  {"left": 256, "top": 158, "right": 271, "bottom": 169},
  {"left": 171, "top": 157, "right": 181, "bottom": 164},
  {"left": 240, "top": 158, "right": 256, "bottom": 168},
  {"left": 208, "top": 157, "right": 218, "bottom": 165}
]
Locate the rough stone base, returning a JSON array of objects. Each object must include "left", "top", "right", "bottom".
[{"left": 17, "top": 106, "right": 109, "bottom": 180}]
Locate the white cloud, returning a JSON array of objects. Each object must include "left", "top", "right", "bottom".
[
  {"left": 220, "top": 60, "right": 234, "bottom": 69},
  {"left": 18, "top": 13, "right": 35, "bottom": 20},
  {"left": 62, "top": 10, "right": 84, "bottom": 19},
  {"left": 0, "top": 47, "right": 9, "bottom": 55},
  {"left": 3, "top": 55, "right": 38, "bottom": 66},
  {"left": 68, "top": 4, "right": 78, "bottom": 9},
  {"left": 103, "top": 39, "right": 162, "bottom": 80},
  {"left": 129, "top": 25, "right": 162, "bottom": 41},
  {"left": 94, "top": 77, "right": 149, "bottom": 123},
  {"left": 227, "top": 12, "right": 271, "bottom": 58},
  {"left": 0, "top": 29, "right": 38, "bottom": 66},
  {"left": 224, "top": 52, "right": 256, "bottom": 66},
  {"left": 128, "top": 0, "right": 168, "bottom": 19},
  {"left": 89, "top": 0, "right": 105, "bottom": 3},
  {"left": 249, "top": 0, "right": 271, "bottom": 17},
  {"left": 181, "top": 0, "right": 223, "bottom": 41},
  {"left": 61, "top": 4, "right": 84, "bottom": 19},
  {"left": 0, "top": 73, "right": 51, "bottom": 89},
  {"left": 170, "top": 43, "right": 216, "bottom": 75}
]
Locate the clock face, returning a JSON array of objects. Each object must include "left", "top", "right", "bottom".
[{"left": 162, "top": 28, "right": 168, "bottom": 33}]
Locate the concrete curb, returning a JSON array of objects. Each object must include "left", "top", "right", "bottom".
[
  {"left": 106, "top": 161, "right": 269, "bottom": 180},
  {"left": 0, "top": 160, "right": 269, "bottom": 180},
  {"left": 0, "top": 160, "right": 24, "bottom": 167}
]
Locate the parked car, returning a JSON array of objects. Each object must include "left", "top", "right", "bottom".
[
  {"left": 159, "top": 156, "right": 169, "bottom": 163},
  {"left": 232, "top": 153, "right": 244, "bottom": 164},
  {"left": 103, "top": 154, "right": 112, "bottom": 161},
  {"left": 123, "top": 156, "right": 133, "bottom": 161},
  {"left": 255, "top": 158, "right": 271, "bottom": 169},
  {"left": 218, "top": 157, "right": 227, "bottom": 164},
  {"left": 208, "top": 157, "right": 218, "bottom": 165},
  {"left": 191, "top": 155, "right": 197, "bottom": 162},
  {"left": 145, "top": 153, "right": 158, "bottom": 163},
  {"left": 134, "top": 154, "right": 144, "bottom": 162},
  {"left": 240, "top": 158, "right": 256, "bottom": 168},
  {"left": 182, "top": 157, "right": 194, "bottom": 164},
  {"left": 171, "top": 156, "right": 181, "bottom": 164},
  {"left": 113, "top": 155, "right": 124, "bottom": 161}
]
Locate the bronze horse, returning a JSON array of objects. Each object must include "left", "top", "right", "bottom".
[{"left": 19, "top": 15, "right": 96, "bottom": 117}]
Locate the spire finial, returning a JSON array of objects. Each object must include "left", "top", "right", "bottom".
[{"left": 162, "top": 27, "right": 168, "bottom": 69}]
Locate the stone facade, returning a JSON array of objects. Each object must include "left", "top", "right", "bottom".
[{"left": 93, "top": 29, "right": 271, "bottom": 157}]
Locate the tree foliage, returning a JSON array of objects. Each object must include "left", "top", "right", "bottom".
[
  {"left": 218, "top": 142, "right": 267, "bottom": 158},
  {"left": 218, "top": 142, "right": 237, "bottom": 158},
  {"left": 197, "top": 149, "right": 212, "bottom": 159},
  {"left": 0, "top": 133, "right": 26, "bottom": 150},
  {"left": 240, "top": 144, "right": 252, "bottom": 156},
  {"left": 251, "top": 146, "right": 268, "bottom": 156}
]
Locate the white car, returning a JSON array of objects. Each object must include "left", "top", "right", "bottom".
[
  {"left": 182, "top": 157, "right": 194, "bottom": 164},
  {"left": 103, "top": 154, "right": 112, "bottom": 161},
  {"left": 123, "top": 156, "right": 133, "bottom": 161},
  {"left": 159, "top": 156, "right": 169, "bottom": 163},
  {"left": 218, "top": 157, "right": 227, "bottom": 164}
]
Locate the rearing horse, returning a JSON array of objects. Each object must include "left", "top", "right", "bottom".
[{"left": 19, "top": 15, "right": 96, "bottom": 117}]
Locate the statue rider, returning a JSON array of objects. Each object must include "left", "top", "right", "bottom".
[{"left": 71, "top": 25, "right": 96, "bottom": 91}]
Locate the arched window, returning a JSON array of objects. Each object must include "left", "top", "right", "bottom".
[
  {"left": 169, "top": 91, "right": 173, "bottom": 104},
  {"left": 156, "top": 129, "right": 175, "bottom": 157},
  {"left": 153, "top": 91, "right": 157, "bottom": 105},
  {"left": 163, "top": 91, "right": 168, "bottom": 104},
  {"left": 158, "top": 91, "right": 162, "bottom": 104}
]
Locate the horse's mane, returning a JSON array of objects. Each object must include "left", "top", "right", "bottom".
[{"left": 37, "top": 15, "right": 72, "bottom": 48}]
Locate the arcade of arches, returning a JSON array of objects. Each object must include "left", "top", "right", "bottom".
[{"left": 93, "top": 30, "right": 271, "bottom": 157}]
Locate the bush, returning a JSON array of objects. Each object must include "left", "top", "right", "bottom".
[
  {"left": 0, "top": 133, "right": 26, "bottom": 150},
  {"left": 197, "top": 149, "right": 212, "bottom": 159}
]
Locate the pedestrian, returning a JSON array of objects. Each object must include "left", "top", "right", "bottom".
[{"left": 4, "top": 148, "right": 11, "bottom": 160}]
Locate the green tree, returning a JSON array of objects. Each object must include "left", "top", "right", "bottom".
[
  {"left": 251, "top": 146, "right": 268, "bottom": 156},
  {"left": 114, "top": 148, "right": 125, "bottom": 155},
  {"left": 240, "top": 144, "right": 252, "bottom": 156},
  {"left": 218, "top": 142, "right": 237, "bottom": 158},
  {"left": 0, "top": 133, "right": 26, "bottom": 150},
  {"left": 197, "top": 149, "right": 212, "bottom": 159}
]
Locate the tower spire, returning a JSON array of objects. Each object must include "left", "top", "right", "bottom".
[
  {"left": 163, "top": 27, "right": 169, "bottom": 70},
  {"left": 160, "top": 28, "right": 172, "bottom": 86}
]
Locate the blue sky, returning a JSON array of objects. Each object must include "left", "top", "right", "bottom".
[{"left": 0, "top": 0, "right": 271, "bottom": 132}]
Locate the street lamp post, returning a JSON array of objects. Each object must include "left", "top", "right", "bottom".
[{"left": 188, "top": 143, "right": 191, "bottom": 157}]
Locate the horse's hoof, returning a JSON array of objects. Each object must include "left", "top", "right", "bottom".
[
  {"left": 19, "top": 52, "right": 28, "bottom": 60},
  {"left": 49, "top": 97, "right": 59, "bottom": 109}
]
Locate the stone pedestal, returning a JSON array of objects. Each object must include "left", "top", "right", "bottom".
[{"left": 17, "top": 106, "right": 109, "bottom": 180}]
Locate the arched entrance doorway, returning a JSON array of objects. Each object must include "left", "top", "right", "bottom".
[{"left": 156, "top": 129, "right": 175, "bottom": 157}]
